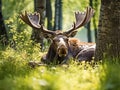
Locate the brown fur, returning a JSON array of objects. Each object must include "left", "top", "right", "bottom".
[
  {"left": 69, "top": 38, "right": 95, "bottom": 58},
  {"left": 41, "top": 36, "right": 96, "bottom": 64}
]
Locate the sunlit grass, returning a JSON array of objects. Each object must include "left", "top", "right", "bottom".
[
  {"left": 0, "top": 47, "right": 101, "bottom": 90},
  {"left": 0, "top": 44, "right": 120, "bottom": 90}
]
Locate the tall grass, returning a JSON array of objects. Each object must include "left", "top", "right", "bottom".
[
  {"left": 1, "top": 49, "right": 120, "bottom": 90},
  {"left": 99, "top": 59, "right": 120, "bottom": 90},
  {"left": 0, "top": 50, "right": 100, "bottom": 90}
]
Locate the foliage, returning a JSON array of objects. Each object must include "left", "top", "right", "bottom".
[
  {"left": 0, "top": 0, "right": 120, "bottom": 90},
  {"left": 2, "top": 0, "right": 33, "bottom": 40},
  {"left": 62, "top": 0, "right": 89, "bottom": 30}
]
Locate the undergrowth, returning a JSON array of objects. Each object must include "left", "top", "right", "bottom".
[
  {"left": 0, "top": 45, "right": 120, "bottom": 90},
  {"left": 0, "top": 46, "right": 99, "bottom": 90}
]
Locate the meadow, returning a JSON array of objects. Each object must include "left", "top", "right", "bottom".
[{"left": 0, "top": 0, "right": 120, "bottom": 90}]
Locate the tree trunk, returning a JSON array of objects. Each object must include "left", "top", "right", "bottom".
[
  {"left": 0, "top": 0, "right": 8, "bottom": 45},
  {"left": 58, "top": 0, "right": 62, "bottom": 30},
  {"left": 95, "top": 0, "right": 120, "bottom": 60},
  {"left": 46, "top": 0, "right": 52, "bottom": 30},
  {"left": 54, "top": 0, "right": 62, "bottom": 30},
  {"left": 93, "top": 0, "right": 98, "bottom": 42},
  {"left": 86, "top": 22, "right": 92, "bottom": 42},
  {"left": 32, "top": 0, "right": 46, "bottom": 50},
  {"left": 93, "top": 15, "right": 97, "bottom": 42},
  {"left": 86, "top": 0, "right": 92, "bottom": 42}
]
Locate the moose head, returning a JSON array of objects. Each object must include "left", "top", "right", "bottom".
[{"left": 20, "top": 7, "right": 95, "bottom": 64}]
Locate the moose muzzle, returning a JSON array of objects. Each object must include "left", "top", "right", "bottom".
[{"left": 57, "top": 45, "right": 68, "bottom": 57}]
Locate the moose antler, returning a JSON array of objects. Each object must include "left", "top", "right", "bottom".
[
  {"left": 20, "top": 11, "right": 55, "bottom": 35},
  {"left": 20, "top": 7, "right": 94, "bottom": 37},
  {"left": 64, "top": 7, "right": 94, "bottom": 35}
]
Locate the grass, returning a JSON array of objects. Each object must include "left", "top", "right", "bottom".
[
  {"left": 0, "top": 48, "right": 98, "bottom": 90},
  {"left": 0, "top": 44, "right": 120, "bottom": 90}
]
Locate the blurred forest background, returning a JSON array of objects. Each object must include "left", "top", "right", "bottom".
[{"left": 1, "top": 0, "right": 100, "bottom": 48}]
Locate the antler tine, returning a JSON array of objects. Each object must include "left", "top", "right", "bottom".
[
  {"left": 74, "top": 9, "right": 88, "bottom": 29},
  {"left": 20, "top": 11, "right": 55, "bottom": 35},
  {"left": 20, "top": 11, "right": 41, "bottom": 29},
  {"left": 81, "top": 7, "right": 95, "bottom": 26},
  {"left": 27, "top": 12, "right": 41, "bottom": 29},
  {"left": 20, "top": 11, "right": 38, "bottom": 28},
  {"left": 20, "top": 11, "right": 32, "bottom": 27},
  {"left": 64, "top": 7, "right": 94, "bottom": 34}
]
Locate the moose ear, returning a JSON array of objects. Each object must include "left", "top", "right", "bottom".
[{"left": 66, "top": 30, "right": 78, "bottom": 37}]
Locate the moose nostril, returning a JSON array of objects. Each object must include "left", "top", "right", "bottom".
[
  {"left": 58, "top": 47, "right": 68, "bottom": 57},
  {"left": 60, "top": 49, "right": 66, "bottom": 54}
]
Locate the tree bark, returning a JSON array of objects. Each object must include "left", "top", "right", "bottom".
[
  {"left": 54, "top": 0, "right": 62, "bottom": 30},
  {"left": 86, "top": 22, "right": 92, "bottom": 42},
  {"left": 0, "top": 0, "right": 8, "bottom": 45},
  {"left": 32, "top": 0, "right": 46, "bottom": 50},
  {"left": 86, "top": 0, "right": 93, "bottom": 42},
  {"left": 46, "top": 0, "right": 52, "bottom": 30},
  {"left": 93, "top": 0, "right": 98, "bottom": 42},
  {"left": 95, "top": 0, "right": 120, "bottom": 60}
]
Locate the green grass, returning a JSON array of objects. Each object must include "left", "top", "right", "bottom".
[
  {"left": 0, "top": 46, "right": 98, "bottom": 90},
  {"left": 0, "top": 45, "right": 120, "bottom": 90}
]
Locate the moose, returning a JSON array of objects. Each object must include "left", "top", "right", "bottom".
[{"left": 20, "top": 7, "right": 96, "bottom": 65}]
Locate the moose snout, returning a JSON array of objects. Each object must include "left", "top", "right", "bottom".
[{"left": 57, "top": 45, "right": 68, "bottom": 57}]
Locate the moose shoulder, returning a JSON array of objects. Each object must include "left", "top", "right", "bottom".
[{"left": 20, "top": 7, "right": 95, "bottom": 64}]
